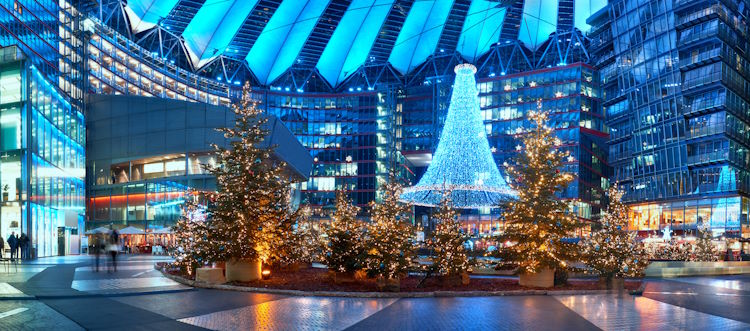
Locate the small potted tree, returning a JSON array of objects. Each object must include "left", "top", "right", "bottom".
[{"left": 582, "top": 185, "right": 649, "bottom": 289}]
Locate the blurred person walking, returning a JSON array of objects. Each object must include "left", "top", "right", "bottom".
[
  {"left": 14, "top": 233, "right": 19, "bottom": 261},
  {"left": 7, "top": 232, "right": 17, "bottom": 261},
  {"left": 108, "top": 229, "right": 120, "bottom": 272},
  {"left": 93, "top": 234, "right": 103, "bottom": 272},
  {"left": 19, "top": 233, "right": 28, "bottom": 259}
]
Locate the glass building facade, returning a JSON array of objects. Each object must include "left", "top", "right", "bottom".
[
  {"left": 0, "top": 46, "right": 85, "bottom": 257},
  {"left": 263, "top": 90, "right": 408, "bottom": 214},
  {"left": 590, "top": 0, "right": 750, "bottom": 238}
]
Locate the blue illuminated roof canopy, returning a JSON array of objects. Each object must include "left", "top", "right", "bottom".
[{"left": 116, "top": 0, "right": 609, "bottom": 87}]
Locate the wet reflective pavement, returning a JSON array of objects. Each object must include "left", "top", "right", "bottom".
[{"left": 2, "top": 256, "right": 750, "bottom": 330}]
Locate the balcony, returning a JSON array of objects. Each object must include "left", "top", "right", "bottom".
[{"left": 687, "top": 150, "right": 729, "bottom": 166}]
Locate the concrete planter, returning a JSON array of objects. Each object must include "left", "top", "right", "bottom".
[
  {"left": 196, "top": 267, "right": 226, "bottom": 284},
  {"left": 225, "top": 259, "right": 262, "bottom": 282},
  {"left": 598, "top": 277, "right": 624, "bottom": 290},
  {"left": 376, "top": 276, "right": 401, "bottom": 292},
  {"left": 329, "top": 270, "right": 366, "bottom": 284},
  {"left": 519, "top": 268, "right": 554, "bottom": 288},
  {"left": 441, "top": 272, "right": 470, "bottom": 286}
]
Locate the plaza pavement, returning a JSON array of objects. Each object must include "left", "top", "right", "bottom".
[{"left": 1, "top": 255, "right": 750, "bottom": 330}]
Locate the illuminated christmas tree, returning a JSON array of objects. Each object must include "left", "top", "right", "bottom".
[
  {"left": 323, "top": 190, "right": 365, "bottom": 273},
  {"left": 274, "top": 205, "right": 319, "bottom": 266},
  {"left": 366, "top": 179, "right": 415, "bottom": 281},
  {"left": 497, "top": 100, "right": 583, "bottom": 275},
  {"left": 205, "top": 82, "right": 296, "bottom": 264},
  {"left": 171, "top": 193, "right": 211, "bottom": 276},
  {"left": 692, "top": 227, "right": 718, "bottom": 262},
  {"left": 400, "top": 64, "right": 515, "bottom": 208},
  {"left": 582, "top": 185, "right": 649, "bottom": 279},
  {"left": 429, "top": 193, "right": 470, "bottom": 277}
]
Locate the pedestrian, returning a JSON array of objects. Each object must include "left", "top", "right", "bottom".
[
  {"left": 0, "top": 235, "right": 4, "bottom": 259},
  {"left": 108, "top": 229, "right": 120, "bottom": 272},
  {"left": 19, "top": 233, "right": 28, "bottom": 260},
  {"left": 93, "top": 234, "right": 102, "bottom": 272},
  {"left": 14, "top": 234, "right": 19, "bottom": 261},
  {"left": 7, "top": 232, "right": 17, "bottom": 261}
]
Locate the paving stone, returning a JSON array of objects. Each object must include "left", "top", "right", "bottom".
[
  {"left": 557, "top": 293, "right": 750, "bottom": 330},
  {"left": 0, "top": 300, "right": 83, "bottom": 330},
  {"left": 179, "top": 296, "right": 397, "bottom": 331}
]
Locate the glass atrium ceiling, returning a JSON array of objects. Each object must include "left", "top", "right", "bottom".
[{"left": 121, "top": 0, "right": 607, "bottom": 87}]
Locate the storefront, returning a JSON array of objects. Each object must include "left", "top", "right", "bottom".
[{"left": 629, "top": 196, "right": 749, "bottom": 239}]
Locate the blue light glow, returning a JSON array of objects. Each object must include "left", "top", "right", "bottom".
[
  {"left": 574, "top": 0, "right": 607, "bottom": 33},
  {"left": 400, "top": 64, "right": 515, "bottom": 208},
  {"left": 124, "top": 0, "right": 179, "bottom": 34},
  {"left": 457, "top": 0, "right": 506, "bottom": 62},
  {"left": 316, "top": 0, "right": 394, "bottom": 86},
  {"left": 246, "top": 0, "right": 330, "bottom": 85},
  {"left": 519, "top": 0, "right": 559, "bottom": 50},
  {"left": 388, "top": 0, "right": 453, "bottom": 74},
  {"left": 182, "top": 0, "right": 259, "bottom": 69}
]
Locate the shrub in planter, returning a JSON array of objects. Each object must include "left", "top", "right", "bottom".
[{"left": 582, "top": 186, "right": 649, "bottom": 284}]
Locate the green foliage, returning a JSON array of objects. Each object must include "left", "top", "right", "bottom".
[
  {"left": 323, "top": 191, "right": 365, "bottom": 273},
  {"left": 204, "top": 83, "right": 296, "bottom": 262},
  {"left": 692, "top": 228, "right": 718, "bottom": 262},
  {"left": 365, "top": 180, "right": 415, "bottom": 279},
  {"left": 171, "top": 195, "right": 211, "bottom": 275},
  {"left": 582, "top": 186, "right": 649, "bottom": 278},
  {"left": 429, "top": 194, "right": 470, "bottom": 276},
  {"left": 497, "top": 102, "right": 584, "bottom": 274}
]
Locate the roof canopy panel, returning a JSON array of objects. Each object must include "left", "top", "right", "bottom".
[
  {"left": 182, "top": 0, "right": 259, "bottom": 70},
  {"left": 316, "top": 0, "right": 395, "bottom": 87},
  {"left": 457, "top": 1, "right": 507, "bottom": 62},
  {"left": 574, "top": 0, "right": 607, "bottom": 33},
  {"left": 519, "top": 0, "right": 559, "bottom": 50},
  {"left": 388, "top": 0, "right": 454, "bottom": 74},
  {"left": 246, "top": 0, "right": 330, "bottom": 85},
  {"left": 123, "top": 0, "right": 180, "bottom": 34}
]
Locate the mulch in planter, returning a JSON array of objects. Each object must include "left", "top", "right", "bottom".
[{"left": 223, "top": 267, "right": 642, "bottom": 292}]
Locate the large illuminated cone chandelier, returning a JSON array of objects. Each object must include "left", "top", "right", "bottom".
[{"left": 400, "top": 64, "right": 516, "bottom": 208}]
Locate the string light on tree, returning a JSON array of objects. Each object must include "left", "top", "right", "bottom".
[
  {"left": 496, "top": 99, "right": 583, "bottom": 275},
  {"left": 692, "top": 225, "right": 718, "bottom": 262},
  {"left": 400, "top": 64, "right": 515, "bottom": 209},
  {"left": 366, "top": 177, "right": 415, "bottom": 280},
  {"left": 582, "top": 185, "right": 649, "bottom": 279},
  {"left": 323, "top": 190, "right": 366, "bottom": 273},
  {"left": 171, "top": 193, "right": 211, "bottom": 276},
  {"left": 429, "top": 192, "right": 471, "bottom": 277},
  {"left": 203, "top": 82, "right": 298, "bottom": 265}
]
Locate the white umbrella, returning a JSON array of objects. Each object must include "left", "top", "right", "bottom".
[
  {"left": 151, "top": 227, "right": 173, "bottom": 234},
  {"left": 118, "top": 226, "right": 145, "bottom": 235},
  {"left": 84, "top": 227, "right": 109, "bottom": 235}
]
